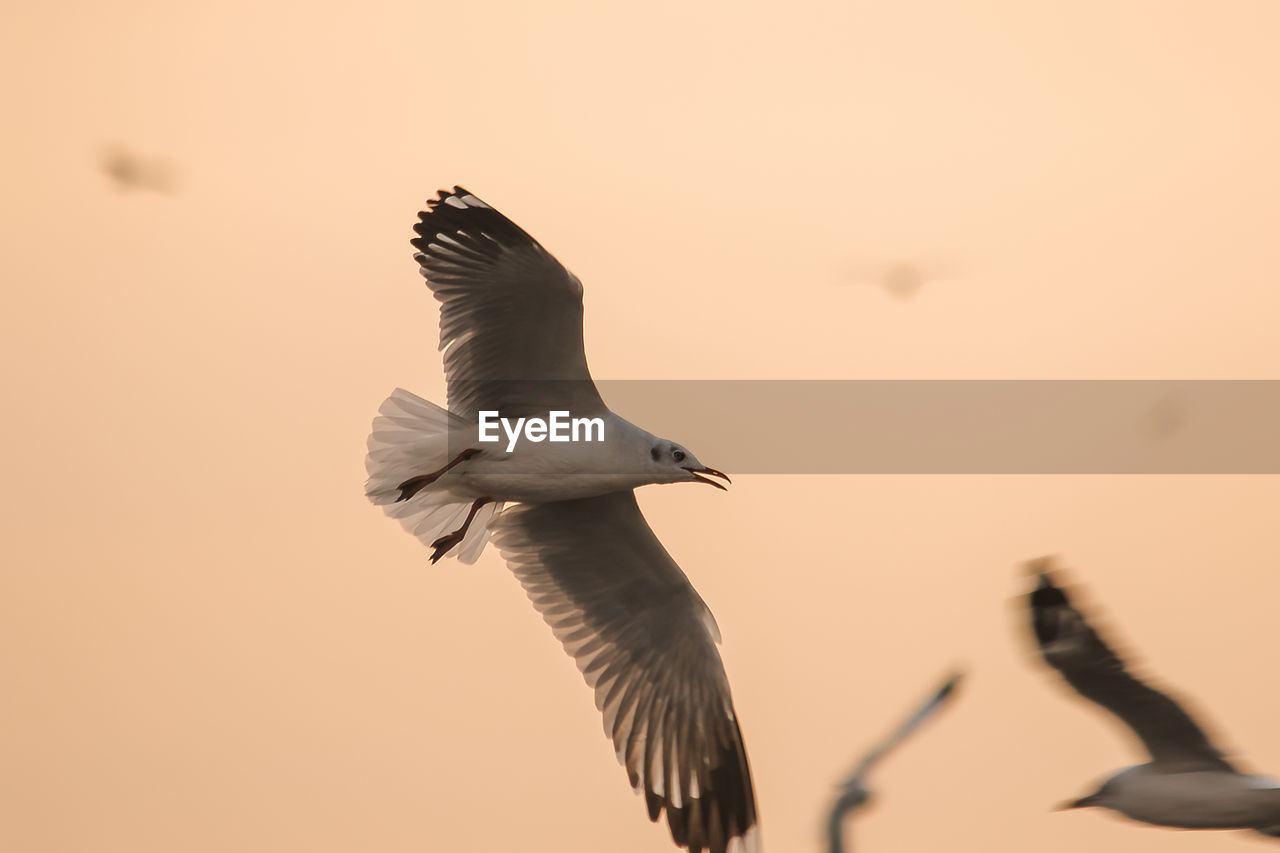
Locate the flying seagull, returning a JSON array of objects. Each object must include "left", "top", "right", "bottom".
[
  {"left": 1026, "top": 558, "right": 1280, "bottom": 838},
  {"left": 99, "top": 143, "right": 179, "bottom": 194},
  {"left": 826, "top": 671, "right": 962, "bottom": 853},
  {"left": 364, "top": 188, "right": 757, "bottom": 853}
]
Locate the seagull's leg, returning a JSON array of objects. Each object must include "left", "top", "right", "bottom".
[
  {"left": 395, "top": 448, "right": 482, "bottom": 502},
  {"left": 429, "top": 497, "right": 492, "bottom": 563}
]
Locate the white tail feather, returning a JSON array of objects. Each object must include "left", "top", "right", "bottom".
[{"left": 364, "top": 388, "right": 502, "bottom": 564}]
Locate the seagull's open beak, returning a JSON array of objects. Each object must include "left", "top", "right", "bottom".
[
  {"left": 1055, "top": 795, "right": 1098, "bottom": 811},
  {"left": 683, "top": 466, "right": 731, "bottom": 490}
]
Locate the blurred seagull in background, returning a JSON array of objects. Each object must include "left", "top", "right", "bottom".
[
  {"left": 838, "top": 257, "right": 957, "bottom": 301},
  {"left": 98, "top": 143, "right": 179, "bottom": 194},
  {"left": 1027, "top": 558, "right": 1280, "bottom": 839},
  {"left": 364, "top": 188, "right": 756, "bottom": 853},
  {"left": 826, "top": 671, "right": 962, "bottom": 853}
]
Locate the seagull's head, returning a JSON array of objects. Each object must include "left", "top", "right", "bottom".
[
  {"left": 1056, "top": 772, "right": 1127, "bottom": 812},
  {"left": 647, "top": 441, "right": 731, "bottom": 490},
  {"left": 1057, "top": 792, "right": 1103, "bottom": 810}
]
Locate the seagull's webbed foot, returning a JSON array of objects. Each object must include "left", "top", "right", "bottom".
[
  {"left": 429, "top": 531, "right": 465, "bottom": 563},
  {"left": 395, "top": 448, "right": 482, "bottom": 502},
  {"left": 429, "top": 497, "right": 492, "bottom": 563}
]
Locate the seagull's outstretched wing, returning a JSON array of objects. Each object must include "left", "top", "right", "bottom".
[
  {"left": 827, "top": 671, "right": 962, "bottom": 853},
  {"left": 837, "top": 670, "right": 962, "bottom": 796},
  {"left": 1027, "top": 560, "right": 1233, "bottom": 771},
  {"left": 410, "top": 187, "right": 605, "bottom": 419},
  {"left": 492, "top": 491, "right": 759, "bottom": 853}
]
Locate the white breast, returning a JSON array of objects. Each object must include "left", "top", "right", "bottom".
[
  {"left": 1110, "top": 767, "right": 1280, "bottom": 829},
  {"left": 451, "top": 413, "right": 657, "bottom": 503}
]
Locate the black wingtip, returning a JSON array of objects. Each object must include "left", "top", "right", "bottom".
[
  {"left": 421, "top": 186, "right": 485, "bottom": 216},
  {"left": 428, "top": 184, "right": 480, "bottom": 202},
  {"left": 1024, "top": 556, "right": 1071, "bottom": 609},
  {"left": 935, "top": 669, "right": 965, "bottom": 702},
  {"left": 1030, "top": 573, "right": 1071, "bottom": 610},
  {"left": 654, "top": 713, "right": 758, "bottom": 853},
  {"left": 644, "top": 789, "right": 663, "bottom": 822},
  {"left": 1028, "top": 566, "right": 1074, "bottom": 648},
  {"left": 410, "top": 186, "right": 544, "bottom": 265}
]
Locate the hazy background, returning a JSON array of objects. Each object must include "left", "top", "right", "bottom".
[{"left": 5, "top": 2, "right": 1280, "bottom": 851}]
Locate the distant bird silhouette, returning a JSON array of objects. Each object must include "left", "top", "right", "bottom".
[
  {"left": 365, "top": 187, "right": 753, "bottom": 853},
  {"left": 839, "top": 259, "right": 956, "bottom": 301},
  {"left": 1140, "top": 393, "right": 1188, "bottom": 441},
  {"left": 1026, "top": 558, "right": 1280, "bottom": 839},
  {"left": 826, "top": 671, "right": 962, "bottom": 853},
  {"left": 99, "top": 144, "right": 179, "bottom": 194}
]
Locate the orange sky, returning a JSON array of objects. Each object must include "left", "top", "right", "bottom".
[{"left": 5, "top": 2, "right": 1280, "bottom": 851}]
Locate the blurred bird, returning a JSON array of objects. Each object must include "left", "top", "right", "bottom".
[
  {"left": 1026, "top": 558, "right": 1280, "bottom": 839},
  {"left": 826, "top": 671, "right": 963, "bottom": 853},
  {"left": 838, "top": 259, "right": 956, "bottom": 301},
  {"left": 364, "top": 188, "right": 756, "bottom": 853},
  {"left": 1140, "top": 393, "right": 1189, "bottom": 441},
  {"left": 98, "top": 144, "right": 178, "bottom": 194}
]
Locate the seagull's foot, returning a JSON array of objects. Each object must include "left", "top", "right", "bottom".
[
  {"left": 429, "top": 530, "right": 465, "bottom": 564},
  {"left": 395, "top": 448, "right": 482, "bottom": 502},
  {"left": 428, "top": 497, "right": 492, "bottom": 564}
]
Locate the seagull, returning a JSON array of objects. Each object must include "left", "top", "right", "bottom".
[
  {"left": 99, "top": 144, "right": 178, "bottom": 194},
  {"left": 826, "top": 671, "right": 962, "bottom": 853},
  {"left": 838, "top": 257, "right": 957, "bottom": 301},
  {"left": 364, "top": 187, "right": 757, "bottom": 853},
  {"left": 1026, "top": 558, "right": 1280, "bottom": 839}
]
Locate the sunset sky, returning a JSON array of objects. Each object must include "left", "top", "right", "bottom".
[{"left": 5, "top": 2, "right": 1280, "bottom": 851}]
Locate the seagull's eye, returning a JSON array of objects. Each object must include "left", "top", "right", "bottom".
[{"left": 673, "top": 450, "right": 686, "bottom": 463}]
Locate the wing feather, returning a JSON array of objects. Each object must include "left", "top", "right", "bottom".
[
  {"left": 409, "top": 187, "right": 605, "bottom": 418},
  {"left": 492, "top": 491, "right": 759, "bottom": 853},
  {"left": 1028, "top": 563, "right": 1233, "bottom": 771}
]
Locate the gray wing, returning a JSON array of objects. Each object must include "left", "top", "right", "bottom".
[
  {"left": 492, "top": 491, "right": 759, "bottom": 853},
  {"left": 826, "top": 671, "right": 962, "bottom": 853},
  {"left": 1028, "top": 564, "right": 1233, "bottom": 771},
  {"left": 837, "top": 670, "right": 962, "bottom": 794},
  {"left": 409, "top": 187, "right": 606, "bottom": 419}
]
